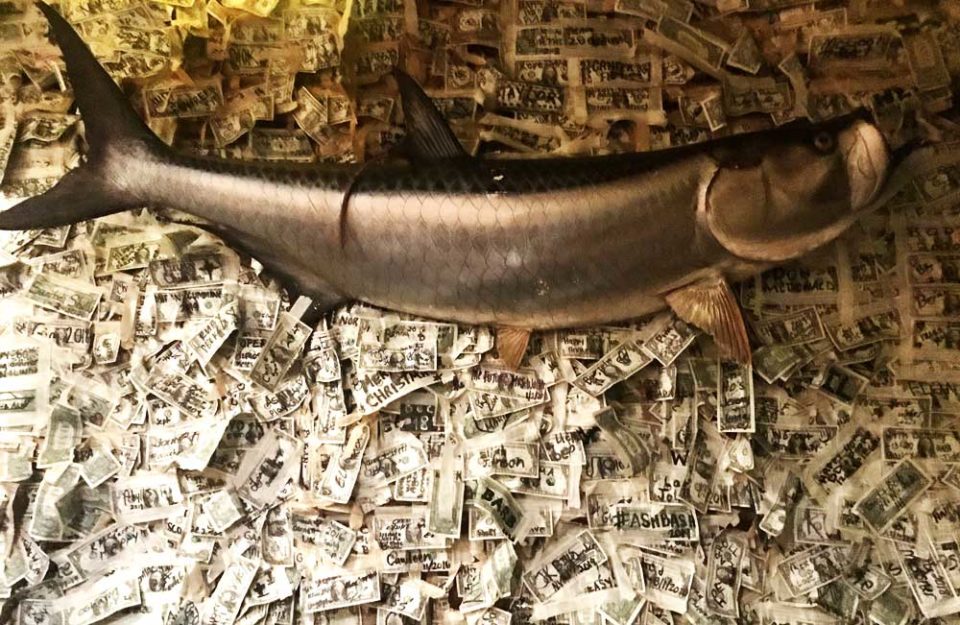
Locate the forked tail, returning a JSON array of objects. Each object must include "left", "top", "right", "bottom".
[{"left": 0, "top": 1, "right": 167, "bottom": 230}]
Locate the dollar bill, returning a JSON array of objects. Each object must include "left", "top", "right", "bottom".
[
  {"left": 755, "top": 264, "right": 839, "bottom": 304},
  {"left": 470, "top": 503, "right": 554, "bottom": 541},
  {"left": 91, "top": 322, "right": 121, "bottom": 365},
  {"left": 59, "top": 523, "right": 149, "bottom": 583},
  {"left": 882, "top": 426, "right": 960, "bottom": 462},
  {"left": 78, "top": 448, "right": 121, "bottom": 488},
  {"left": 130, "top": 366, "right": 218, "bottom": 421},
  {"left": 0, "top": 337, "right": 49, "bottom": 402},
  {"left": 149, "top": 249, "right": 238, "bottom": 288},
  {"left": 36, "top": 405, "right": 81, "bottom": 468},
  {"left": 110, "top": 472, "right": 185, "bottom": 524},
  {"left": 808, "top": 26, "right": 902, "bottom": 72},
  {"left": 469, "top": 366, "right": 549, "bottom": 403},
  {"left": 247, "top": 127, "right": 317, "bottom": 162},
  {"left": 727, "top": 30, "right": 763, "bottom": 74},
  {"left": 474, "top": 540, "right": 518, "bottom": 608},
  {"left": 27, "top": 463, "right": 80, "bottom": 542},
  {"left": 724, "top": 74, "right": 793, "bottom": 116},
  {"left": 822, "top": 305, "right": 901, "bottom": 351},
  {"left": 251, "top": 374, "right": 310, "bottom": 421},
  {"left": 60, "top": 571, "right": 142, "bottom": 625},
  {"left": 380, "top": 548, "right": 451, "bottom": 575},
  {"left": 521, "top": 529, "right": 607, "bottom": 602},
  {"left": 634, "top": 550, "right": 695, "bottom": 613},
  {"left": 13, "top": 317, "right": 90, "bottom": 357},
  {"left": 236, "top": 427, "right": 302, "bottom": 507},
  {"left": 200, "top": 555, "right": 258, "bottom": 625},
  {"left": 100, "top": 235, "right": 169, "bottom": 275},
  {"left": 793, "top": 502, "right": 842, "bottom": 546},
  {"left": 576, "top": 57, "right": 656, "bottom": 87},
  {"left": 303, "top": 328, "right": 342, "bottom": 384},
  {"left": 777, "top": 546, "right": 846, "bottom": 598},
  {"left": 646, "top": 17, "right": 728, "bottom": 75},
  {"left": 903, "top": 31, "right": 951, "bottom": 92},
  {"left": 351, "top": 369, "right": 448, "bottom": 415},
  {"left": 683, "top": 423, "right": 725, "bottom": 513},
  {"left": 594, "top": 406, "right": 652, "bottom": 475},
  {"left": 152, "top": 285, "right": 229, "bottom": 323},
  {"left": 185, "top": 300, "right": 239, "bottom": 366},
  {"left": 817, "top": 364, "right": 869, "bottom": 407},
  {"left": 907, "top": 253, "right": 960, "bottom": 285},
  {"left": 292, "top": 514, "right": 357, "bottom": 566},
  {"left": 427, "top": 444, "right": 464, "bottom": 537},
  {"left": 613, "top": 0, "right": 692, "bottom": 21},
  {"left": 358, "top": 317, "right": 439, "bottom": 373},
  {"left": 301, "top": 569, "right": 381, "bottom": 613},
  {"left": 318, "top": 423, "right": 370, "bottom": 503},
  {"left": 717, "top": 360, "right": 755, "bottom": 433},
  {"left": 27, "top": 248, "right": 89, "bottom": 279},
  {"left": 844, "top": 564, "right": 892, "bottom": 600},
  {"left": 144, "top": 418, "right": 229, "bottom": 471},
  {"left": 25, "top": 272, "right": 102, "bottom": 320},
  {"left": 577, "top": 86, "right": 665, "bottom": 124},
  {"left": 854, "top": 459, "right": 932, "bottom": 532},
  {"left": 144, "top": 81, "right": 223, "bottom": 119},
  {"left": 642, "top": 315, "right": 699, "bottom": 366},
  {"left": 896, "top": 538, "right": 960, "bottom": 617},
  {"left": 380, "top": 578, "right": 437, "bottom": 621},
  {"left": 911, "top": 320, "right": 960, "bottom": 360},
  {"left": 502, "top": 461, "right": 575, "bottom": 500},
  {"left": 705, "top": 531, "right": 746, "bottom": 617},
  {"left": 803, "top": 425, "right": 881, "bottom": 501},
  {"left": 465, "top": 477, "right": 525, "bottom": 541},
  {"left": 373, "top": 506, "right": 449, "bottom": 551},
  {"left": 572, "top": 338, "right": 652, "bottom": 396},
  {"left": 587, "top": 497, "right": 698, "bottom": 541},
  {"left": 249, "top": 298, "right": 312, "bottom": 391},
  {"left": 755, "top": 423, "right": 837, "bottom": 459},
  {"left": 465, "top": 442, "right": 540, "bottom": 479},
  {"left": 752, "top": 308, "right": 824, "bottom": 346},
  {"left": 361, "top": 438, "right": 429, "bottom": 488}
]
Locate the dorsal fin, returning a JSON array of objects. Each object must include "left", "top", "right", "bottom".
[{"left": 393, "top": 70, "right": 468, "bottom": 160}]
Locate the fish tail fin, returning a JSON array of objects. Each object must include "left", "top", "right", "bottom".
[{"left": 0, "top": 1, "right": 167, "bottom": 230}]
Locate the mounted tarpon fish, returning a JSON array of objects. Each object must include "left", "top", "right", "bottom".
[{"left": 0, "top": 2, "right": 921, "bottom": 366}]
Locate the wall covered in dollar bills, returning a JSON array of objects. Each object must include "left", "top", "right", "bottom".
[{"left": 1, "top": 0, "right": 960, "bottom": 624}]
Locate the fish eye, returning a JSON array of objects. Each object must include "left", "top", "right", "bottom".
[{"left": 813, "top": 131, "right": 836, "bottom": 153}]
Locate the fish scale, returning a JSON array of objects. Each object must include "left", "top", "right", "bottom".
[{"left": 0, "top": 2, "right": 905, "bottom": 364}]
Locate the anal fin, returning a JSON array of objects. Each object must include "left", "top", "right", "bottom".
[
  {"left": 496, "top": 327, "right": 531, "bottom": 370},
  {"left": 665, "top": 276, "right": 751, "bottom": 364}
]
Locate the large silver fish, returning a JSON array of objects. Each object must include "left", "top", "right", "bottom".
[{"left": 0, "top": 3, "right": 917, "bottom": 364}]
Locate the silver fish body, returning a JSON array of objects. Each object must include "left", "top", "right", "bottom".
[
  {"left": 139, "top": 120, "right": 888, "bottom": 329},
  {"left": 1, "top": 3, "right": 897, "bottom": 346}
]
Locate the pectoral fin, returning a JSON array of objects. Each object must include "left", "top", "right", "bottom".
[
  {"left": 665, "top": 276, "right": 751, "bottom": 364},
  {"left": 496, "top": 327, "right": 531, "bottom": 370}
]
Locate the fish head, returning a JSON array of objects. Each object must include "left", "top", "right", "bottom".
[
  {"left": 704, "top": 117, "right": 891, "bottom": 263},
  {"left": 755, "top": 118, "right": 889, "bottom": 213}
]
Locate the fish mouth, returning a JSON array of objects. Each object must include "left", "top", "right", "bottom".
[{"left": 839, "top": 120, "right": 890, "bottom": 211}]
